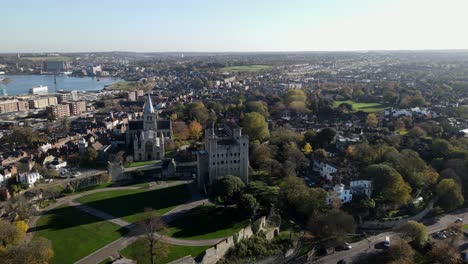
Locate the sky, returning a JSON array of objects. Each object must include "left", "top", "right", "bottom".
[{"left": 2, "top": 0, "right": 468, "bottom": 52}]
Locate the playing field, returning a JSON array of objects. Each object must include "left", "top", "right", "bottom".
[
  {"left": 75, "top": 184, "right": 191, "bottom": 223},
  {"left": 165, "top": 205, "right": 248, "bottom": 240},
  {"left": 220, "top": 65, "right": 272, "bottom": 72},
  {"left": 34, "top": 205, "right": 127, "bottom": 264},
  {"left": 333, "top": 100, "right": 387, "bottom": 113}
]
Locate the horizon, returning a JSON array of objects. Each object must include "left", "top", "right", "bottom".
[
  {"left": 3, "top": 0, "right": 468, "bottom": 53},
  {"left": 4, "top": 48, "right": 468, "bottom": 55}
]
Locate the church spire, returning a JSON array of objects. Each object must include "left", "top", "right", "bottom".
[{"left": 144, "top": 94, "right": 155, "bottom": 114}]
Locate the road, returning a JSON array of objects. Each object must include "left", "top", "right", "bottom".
[{"left": 311, "top": 208, "right": 468, "bottom": 264}]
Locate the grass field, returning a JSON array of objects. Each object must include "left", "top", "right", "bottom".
[
  {"left": 124, "top": 160, "right": 159, "bottom": 168},
  {"left": 165, "top": 206, "right": 248, "bottom": 240},
  {"left": 121, "top": 239, "right": 209, "bottom": 264},
  {"left": 21, "top": 56, "right": 72, "bottom": 62},
  {"left": 75, "top": 184, "right": 191, "bottom": 223},
  {"left": 220, "top": 65, "right": 272, "bottom": 72},
  {"left": 104, "top": 81, "right": 139, "bottom": 91},
  {"left": 333, "top": 100, "right": 387, "bottom": 113},
  {"left": 34, "top": 205, "right": 127, "bottom": 264}
]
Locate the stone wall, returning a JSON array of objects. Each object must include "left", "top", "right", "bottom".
[
  {"left": 197, "top": 216, "right": 277, "bottom": 264},
  {"left": 360, "top": 200, "right": 434, "bottom": 230}
]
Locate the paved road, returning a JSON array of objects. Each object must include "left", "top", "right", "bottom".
[{"left": 312, "top": 208, "right": 468, "bottom": 264}]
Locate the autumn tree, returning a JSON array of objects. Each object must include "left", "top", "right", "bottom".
[
  {"left": 188, "top": 120, "right": 203, "bottom": 140},
  {"left": 366, "top": 113, "right": 378, "bottom": 128},
  {"left": 429, "top": 242, "right": 462, "bottom": 264},
  {"left": 302, "top": 143, "right": 313, "bottom": 155},
  {"left": 172, "top": 121, "right": 189, "bottom": 141},
  {"left": 242, "top": 112, "right": 269, "bottom": 142}
]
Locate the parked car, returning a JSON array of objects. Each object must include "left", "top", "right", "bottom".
[{"left": 455, "top": 218, "right": 463, "bottom": 223}]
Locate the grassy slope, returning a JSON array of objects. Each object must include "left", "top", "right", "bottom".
[
  {"left": 75, "top": 184, "right": 191, "bottom": 223},
  {"left": 165, "top": 206, "right": 248, "bottom": 240},
  {"left": 34, "top": 205, "right": 126, "bottom": 264},
  {"left": 121, "top": 239, "right": 209, "bottom": 264},
  {"left": 333, "top": 100, "right": 387, "bottom": 113},
  {"left": 104, "top": 81, "right": 138, "bottom": 91},
  {"left": 124, "top": 160, "right": 158, "bottom": 168}
]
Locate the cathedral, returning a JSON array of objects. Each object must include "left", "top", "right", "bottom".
[{"left": 126, "top": 95, "right": 173, "bottom": 161}]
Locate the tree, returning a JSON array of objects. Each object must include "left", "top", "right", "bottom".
[
  {"left": 242, "top": 112, "right": 269, "bottom": 142},
  {"left": 431, "top": 139, "right": 453, "bottom": 159},
  {"left": 387, "top": 239, "right": 415, "bottom": 263},
  {"left": 429, "top": 242, "right": 462, "bottom": 264},
  {"left": 307, "top": 210, "right": 356, "bottom": 241},
  {"left": 211, "top": 176, "right": 245, "bottom": 204},
  {"left": 315, "top": 128, "right": 336, "bottom": 146},
  {"left": 84, "top": 147, "right": 98, "bottom": 162},
  {"left": 246, "top": 101, "right": 269, "bottom": 117},
  {"left": 250, "top": 144, "right": 272, "bottom": 169},
  {"left": 139, "top": 210, "right": 169, "bottom": 264},
  {"left": 0, "top": 220, "right": 24, "bottom": 249},
  {"left": 2, "top": 237, "right": 54, "bottom": 264},
  {"left": 188, "top": 120, "right": 203, "bottom": 140},
  {"left": 280, "top": 176, "right": 327, "bottom": 218},
  {"left": 237, "top": 194, "right": 258, "bottom": 217},
  {"left": 172, "top": 121, "right": 189, "bottom": 140},
  {"left": 13, "top": 221, "right": 28, "bottom": 234},
  {"left": 244, "top": 181, "right": 279, "bottom": 210},
  {"left": 436, "top": 179, "right": 464, "bottom": 212},
  {"left": 398, "top": 220, "right": 428, "bottom": 247},
  {"left": 365, "top": 164, "right": 412, "bottom": 206},
  {"left": 302, "top": 143, "right": 313, "bottom": 155},
  {"left": 366, "top": 113, "right": 378, "bottom": 128}
]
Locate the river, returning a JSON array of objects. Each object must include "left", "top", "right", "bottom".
[{"left": 0, "top": 74, "right": 122, "bottom": 96}]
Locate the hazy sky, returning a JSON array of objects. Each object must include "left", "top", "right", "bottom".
[{"left": 3, "top": 0, "right": 468, "bottom": 52}]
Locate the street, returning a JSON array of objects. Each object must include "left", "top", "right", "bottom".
[{"left": 311, "top": 208, "right": 468, "bottom": 264}]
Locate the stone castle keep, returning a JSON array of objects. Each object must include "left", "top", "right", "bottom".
[{"left": 197, "top": 122, "right": 249, "bottom": 191}]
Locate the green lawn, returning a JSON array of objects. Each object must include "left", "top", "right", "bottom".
[
  {"left": 220, "top": 65, "right": 272, "bottom": 72},
  {"left": 104, "top": 81, "right": 138, "bottom": 91},
  {"left": 121, "top": 239, "right": 209, "bottom": 264},
  {"left": 165, "top": 206, "right": 248, "bottom": 240},
  {"left": 333, "top": 100, "right": 387, "bottom": 113},
  {"left": 63, "top": 182, "right": 113, "bottom": 196},
  {"left": 124, "top": 160, "right": 159, "bottom": 168},
  {"left": 34, "top": 205, "right": 127, "bottom": 264},
  {"left": 75, "top": 184, "right": 191, "bottom": 223}
]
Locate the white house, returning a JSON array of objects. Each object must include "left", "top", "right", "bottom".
[
  {"left": 0, "top": 173, "right": 12, "bottom": 186},
  {"left": 350, "top": 180, "right": 372, "bottom": 198},
  {"left": 49, "top": 160, "right": 67, "bottom": 170},
  {"left": 17, "top": 171, "right": 42, "bottom": 187},
  {"left": 313, "top": 160, "right": 338, "bottom": 181},
  {"left": 327, "top": 184, "right": 352, "bottom": 205}
]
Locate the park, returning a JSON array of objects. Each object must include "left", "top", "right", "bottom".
[{"left": 31, "top": 180, "right": 250, "bottom": 264}]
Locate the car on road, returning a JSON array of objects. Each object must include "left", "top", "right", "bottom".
[
  {"left": 455, "top": 218, "right": 463, "bottom": 223},
  {"left": 337, "top": 260, "right": 346, "bottom": 264},
  {"left": 383, "top": 236, "right": 390, "bottom": 248}
]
